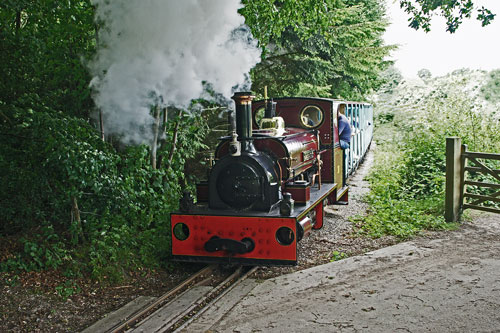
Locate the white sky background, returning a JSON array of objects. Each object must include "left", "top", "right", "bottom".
[{"left": 384, "top": 0, "right": 500, "bottom": 78}]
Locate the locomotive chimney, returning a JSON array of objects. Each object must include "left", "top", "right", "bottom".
[{"left": 231, "top": 92, "right": 256, "bottom": 153}]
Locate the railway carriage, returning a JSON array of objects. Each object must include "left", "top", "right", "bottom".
[{"left": 171, "top": 92, "right": 373, "bottom": 265}]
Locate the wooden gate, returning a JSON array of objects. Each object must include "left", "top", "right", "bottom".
[{"left": 445, "top": 137, "right": 500, "bottom": 222}]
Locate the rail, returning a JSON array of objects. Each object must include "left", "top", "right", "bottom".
[
  {"left": 82, "top": 264, "right": 260, "bottom": 333},
  {"left": 109, "top": 265, "right": 216, "bottom": 333},
  {"left": 445, "top": 137, "right": 500, "bottom": 222}
]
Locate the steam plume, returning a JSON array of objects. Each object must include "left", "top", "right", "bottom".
[{"left": 89, "top": 0, "right": 261, "bottom": 144}]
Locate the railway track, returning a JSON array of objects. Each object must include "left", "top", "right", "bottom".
[{"left": 83, "top": 265, "right": 259, "bottom": 333}]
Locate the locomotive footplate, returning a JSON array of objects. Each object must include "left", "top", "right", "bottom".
[{"left": 171, "top": 183, "right": 337, "bottom": 265}]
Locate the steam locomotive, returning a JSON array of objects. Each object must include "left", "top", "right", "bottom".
[{"left": 171, "top": 92, "right": 373, "bottom": 265}]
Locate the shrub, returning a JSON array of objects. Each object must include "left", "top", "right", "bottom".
[
  {"left": 0, "top": 101, "right": 208, "bottom": 280},
  {"left": 361, "top": 70, "right": 500, "bottom": 239}
]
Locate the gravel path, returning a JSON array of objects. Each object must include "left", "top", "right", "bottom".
[
  {"left": 210, "top": 212, "right": 500, "bottom": 332},
  {"left": 254, "top": 142, "right": 398, "bottom": 280}
]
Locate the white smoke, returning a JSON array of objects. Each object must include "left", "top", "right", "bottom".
[{"left": 89, "top": 0, "right": 261, "bottom": 144}]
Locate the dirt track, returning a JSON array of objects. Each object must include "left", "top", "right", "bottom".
[{"left": 208, "top": 213, "right": 500, "bottom": 332}]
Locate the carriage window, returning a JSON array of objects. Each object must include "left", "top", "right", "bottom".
[
  {"left": 254, "top": 106, "right": 265, "bottom": 128},
  {"left": 300, "top": 105, "right": 324, "bottom": 128}
]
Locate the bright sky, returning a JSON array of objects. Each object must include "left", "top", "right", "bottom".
[{"left": 384, "top": 0, "right": 500, "bottom": 78}]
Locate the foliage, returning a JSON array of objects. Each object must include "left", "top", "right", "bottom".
[
  {"left": 0, "top": 102, "right": 209, "bottom": 279},
  {"left": 55, "top": 280, "right": 81, "bottom": 299},
  {"left": 240, "top": 0, "right": 393, "bottom": 100},
  {"left": 240, "top": 0, "right": 343, "bottom": 49},
  {"left": 399, "top": 134, "right": 446, "bottom": 197},
  {"left": 481, "top": 69, "right": 500, "bottom": 103},
  {"left": 356, "top": 144, "right": 453, "bottom": 239},
  {"left": 417, "top": 68, "right": 432, "bottom": 82},
  {"left": 377, "top": 65, "right": 404, "bottom": 97},
  {"left": 359, "top": 69, "right": 500, "bottom": 239},
  {"left": 0, "top": 0, "right": 96, "bottom": 118},
  {"left": 398, "top": 0, "right": 496, "bottom": 32},
  {"left": 330, "top": 251, "right": 348, "bottom": 261}
]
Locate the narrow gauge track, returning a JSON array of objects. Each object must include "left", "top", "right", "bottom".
[{"left": 88, "top": 264, "right": 259, "bottom": 333}]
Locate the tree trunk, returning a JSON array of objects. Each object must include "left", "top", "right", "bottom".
[
  {"left": 99, "top": 110, "right": 105, "bottom": 141},
  {"left": 163, "top": 107, "right": 167, "bottom": 134},
  {"left": 157, "top": 108, "right": 168, "bottom": 169},
  {"left": 95, "top": 23, "right": 99, "bottom": 44},
  {"left": 168, "top": 109, "right": 183, "bottom": 167},
  {"left": 15, "top": 11, "right": 21, "bottom": 33},
  {"left": 151, "top": 105, "right": 161, "bottom": 169},
  {"left": 71, "top": 196, "right": 85, "bottom": 244},
  {"left": 94, "top": 24, "right": 105, "bottom": 142}
]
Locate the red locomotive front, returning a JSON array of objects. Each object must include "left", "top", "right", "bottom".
[{"left": 171, "top": 92, "right": 338, "bottom": 265}]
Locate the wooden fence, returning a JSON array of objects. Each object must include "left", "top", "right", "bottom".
[{"left": 445, "top": 137, "right": 500, "bottom": 222}]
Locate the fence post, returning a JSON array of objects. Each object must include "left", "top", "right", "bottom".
[
  {"left": 459, "top": 144, "right": 467, "bottom": 212},
  {"left": 445, "top": 137, "right": 463, "bottom": 222}
]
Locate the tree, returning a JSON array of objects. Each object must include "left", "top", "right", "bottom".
[
  {"left": 378, "top": 65, "right": 404, "bottom": 95},
  {"left": 481, "top": 69, "right": 500, "bottom": 103},
  {"left": 0, "top": 0, "right": 96, "bottom": 117},
  {"left": 418, "top": 68, "right": 432, "bottom": 82},
  {"left": 398, "top": 0, "right": 496, "bottom": 33},
  {"left": 240, "top": 0, "right": 393, "bottom": 100}
]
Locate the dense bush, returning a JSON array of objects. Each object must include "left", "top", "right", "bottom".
[
  {"left": 359, "top": 69, "right": 500, "bottom": 239},
  {"left": 0, "top": 100, "right": 208, "bottom": 280},
  {"left": 357, "top": 139, "right": 452, "bottom": 239}
]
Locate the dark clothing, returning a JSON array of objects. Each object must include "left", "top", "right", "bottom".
[
  {"left": 339, "top": 139, "right": 350, "bottom": 150},
  {"left": 338, "top": 114, "right": 351, "bottom": 149}
]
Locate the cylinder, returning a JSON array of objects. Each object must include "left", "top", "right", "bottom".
[
  {"left": 231, "top": 92, "right": 255, "bottom": 152},
  {"left": 296, "top": 217, "right": 313, "bottom": 242}
]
